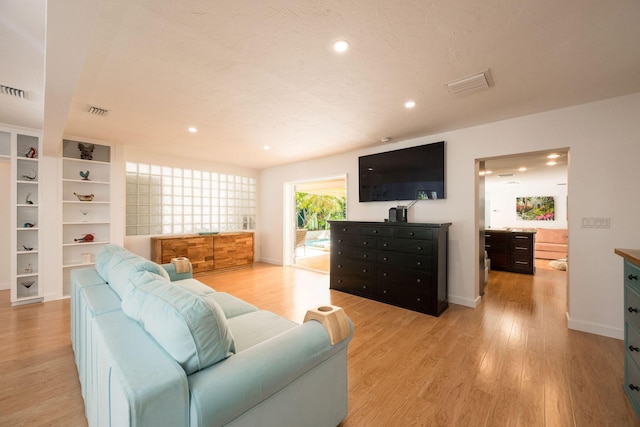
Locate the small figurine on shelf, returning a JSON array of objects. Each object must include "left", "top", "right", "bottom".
[
  {"left": 79, "top": 170, "right": 91, "bottom": 180},
  {"left": 25, "top": 147, "right": 37, "bottom": 158},
  {"left": 73, "top": 192, "right": 95, "bottom": 201},
  {"left": 22, "top": 170, "right": 37, "bottom": 180},
  {"left": 78, "top": 143, "right": 95, "bottom": 160},
  {"left": 22, "top": 245, "right": 34, "bottom": 251},
  {"left": 25, "top": 264, "right": 33, "bottom": 274},
  {"left": 23, "top": 222, "right": 35, "bottom": 228},
  {"left": 25, "top": 192, "right": 33, "bottom": 204},
  {"left": 74, "top": 233, "right": 95, "bottom": 243}
]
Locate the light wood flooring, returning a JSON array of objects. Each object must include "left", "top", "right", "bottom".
[{"left": 1, "top": 264, "right": 637, "bottom": 426}]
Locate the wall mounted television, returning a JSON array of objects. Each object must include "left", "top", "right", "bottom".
[{"left": 359, "top": 141, "right": 445, "bottom": 202}]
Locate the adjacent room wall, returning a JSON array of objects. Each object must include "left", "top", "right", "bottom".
[
  {"left": 486, "top": 167, "right": 568, "bottom": 230},
  {"left": 258, "top": 92, "right": 640, "bottom": 339}
]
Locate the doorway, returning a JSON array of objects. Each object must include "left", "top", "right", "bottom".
[
  {"left": 477, "top": 149, "right": 569, "bottom": 299},
  {"left": 284, "top": 176, "right": 347, "bottom": 273}
]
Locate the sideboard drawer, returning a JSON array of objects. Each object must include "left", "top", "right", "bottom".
[
  {"left": 626, "top": 354, "right": 640, "bottom": 410},
  {"left": 626, "top": 284, "right": 640, "bottom": 332},
  {"left": 332, "top": 257, "right": 374, "bottom": 278},
  {"left": 628, "top": 322, "right": 640, "bottom": 368},
  {"left": 626, "top": 260, "right": 640, "bottom": 291},
  {"left": 377, "top": 252, "right": 432, "bottom": 270},
  {"left": 394, "top": 227, "right": 433, "bottom": 240},
  {"left": 359, "top": 226, "right": 393, "bottom": 237},
  {"left": 330, "top": 274, "right": 375, "bottom": 297}
]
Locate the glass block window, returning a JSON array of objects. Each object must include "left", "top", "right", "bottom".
[{"left": 126, "top": 162, "right": 256, "bottom": 236}]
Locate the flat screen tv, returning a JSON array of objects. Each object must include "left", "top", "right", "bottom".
[{"left": 359, "top": 141, "right": 445, "bottom": 202}]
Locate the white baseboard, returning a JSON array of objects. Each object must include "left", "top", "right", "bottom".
[
  {"left": 448, "top": 294, "right": 479, "bottom": 308},
  {"left": 257, "top": 257, "right": 283, "bottom": 266},
  {"left": 566, "top": 312, "right": 623, "bottom": 340}
]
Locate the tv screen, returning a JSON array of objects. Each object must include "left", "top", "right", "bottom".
[{"left": 359, "top": 141, "right": 445, "bottom": 202}]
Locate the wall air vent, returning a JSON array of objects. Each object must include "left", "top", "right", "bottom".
[
  {"left": 1, "top": 85, "right": 26, "bottom": 99},
  {"left": 446, "top": 69, "right": 493, "bottom": 96},
  {"left": 88, "top": 106, "right": 108, "bottom": 116}
]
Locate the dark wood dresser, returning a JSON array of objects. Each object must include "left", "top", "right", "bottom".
[
  {"left": 329, "top": 221, "right": 451, "bottom": 316},
  {"left": 484, "top": 229, "right": 536, "bottom": 274}
]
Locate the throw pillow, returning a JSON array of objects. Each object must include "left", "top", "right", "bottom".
[{"left": 122, "top": 276, "right": 235, "bottom": 374}]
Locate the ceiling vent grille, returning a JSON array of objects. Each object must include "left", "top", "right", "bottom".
[
  {"left": 446, "top": 69, "right": 493, "bottom": 96},
  {"left": 1, "top": 85, "right": 26, "bottom": 99},
  {"left": 497, "top": 173, "right": 514, "bottom": 177},
  {"left": 88, "top": 106, "right": 108, "bottom": 116}
]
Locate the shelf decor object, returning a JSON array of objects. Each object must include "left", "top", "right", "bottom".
[
  {"left": 62, "top": 139, "right": 112, "bottom": 298},
  {"left": 4, "top": 126, "right": 43, "bottom": 305},
  {"left": 73, "top": 192, "right": 95, "bottom": 201}
]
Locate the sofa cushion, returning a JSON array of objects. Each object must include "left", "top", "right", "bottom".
[
  {"left": 96, "top": 244, "right": 170, "bottom": 298},
  {"left": 172, "top": 279, "right": 259, "bottom": 319},
  {"left": 122, "top": 274, "right": 235, "bottom": 375}
]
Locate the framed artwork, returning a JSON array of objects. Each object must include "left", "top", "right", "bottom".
[{"left": 516, "top": 196, "right": 555, "bottom": 221}]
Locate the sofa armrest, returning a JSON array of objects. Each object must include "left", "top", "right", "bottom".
[
  {"left": 92, "top": 311, "right": 190, "bottom": 427},
  {"left": 162, "top": 262, "right": 193, "bottom": 281},
  {"left": 188, "top": 318, "right": 353, "bottom": 426}
]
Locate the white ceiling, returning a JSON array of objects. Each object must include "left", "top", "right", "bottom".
[{"left": 2, "top": 0, "right": 640, "bottom": 169}]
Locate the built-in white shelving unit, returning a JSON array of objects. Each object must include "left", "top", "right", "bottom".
[
  {"left": 2, "top": 127, "right": 43, "bottom": 305},
  {"left": 61, "top": 139, "right": 111, "bottom": 297}
]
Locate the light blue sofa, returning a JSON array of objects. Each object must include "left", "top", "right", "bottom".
[{"left": 71, "top": 244, "right": 353, "bottom": 427}]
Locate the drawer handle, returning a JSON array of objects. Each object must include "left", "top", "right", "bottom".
[
  {"left": 629, "top": 345, "right": 640, "bottom": 352},
  {"left": 410, "top": 232, "right": 415, "bottom": 236},
  {"left": 373, "top": 230, "right": 378, "bottom": 234},
  {"left": 363, "top": 241, "right": 368, "bottom": 246},
  {"left": 416, "top": 261, "right": 422, "bottom": 266},
  {"left": 362, "top": 269, "right": 367, "bottom": 273},
  {"left": 383, "top": 243, "right": 388, "bottom": 247},
  {"left": 630, "top": 384, "right": 640, "bottom": 392},
  {"left": 485, "top": 244, "right": 491, "bottom": 248},
  {"left": 338, "top": 251, "right": 342, "bottom": 255},
  {"left": 383, "top": 272, "right": 388, "bottom": 277},
  {"left": 416, "top": 279, "right": 421, "bottom": 283},
  {"left": 416, "top": 297, "right": 421, "bottom": 302},
  {"left": 383, "top": 290, "right": 387, "bottom": 294},
  {"left": 628, "top": 307, "right": 639, "bottom": 313},
  {"left": 630, "top": 274, "right": 639, "bottom": 281},
  {"left": 342, "top": 228, "right": 347, "bottom": 232},
  {"left": 337, "top": 279, "right": 342, "bottom": 283},
  {"left": 362, "top": 285, "right": 367, "bottom": 289},
  {"left": 515, "top": 261, "right": 528, "bottom": 265},
  {"left": 515, "top": 246, "right": 528, "bottom": 250},
  {"left": 383, "top": 257, "right": 388, "bottom": 261},
  {"left": 417, "top": 246, "right": 422, "bottom": 251},
  {"left": 363, "top": 254, "right": 367, "bottom": 258},
  {"left": 337, "top": 264, "right": 342, "bottom": 269},
  {"left": 515, "top": 236, "right": 528, "bottom": 239}
]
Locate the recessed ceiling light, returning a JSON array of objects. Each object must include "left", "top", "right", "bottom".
[
  {"left": 264, "top": 145, "right": 271, "bottom": 151},
  {"left": 546, "top": 161, "right": 557, "bottom": 166},
  {"left": 405, "top": 100, "right": 416, "bottom": 109},
  {"left": 547, "top": 153, "right": 560, "bottom": 159},
  {"left": 518, "top": 167, "right": 527, "bottom": 172},
  {"left": 333, "top": 40, "right": 349, "bottom": 52},
  {"left": 188, "top": 127, "right": 197, "bottom": 133}
]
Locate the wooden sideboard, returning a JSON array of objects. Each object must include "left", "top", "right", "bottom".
[{"left": 151, "top": 232, "right": 254, "bottom": 275}]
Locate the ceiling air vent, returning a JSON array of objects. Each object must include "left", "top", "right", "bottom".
[
  {"left": 497, "top": 173, "right": 514, "bottom": 177},
  {"left": 446, "top": 69, "right": 493, "bottom": 96},
  {"left": 88, "top": 106, "right": 108, "bottom": 116},
  {"left": 1, "top": 85, "right": 26, "bottom": 99}
]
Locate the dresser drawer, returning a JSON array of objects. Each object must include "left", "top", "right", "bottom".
[
  {"left": 511, "top": 241, "right": 533, "bottom": 253},
  {"left": 511, "top": 255, "right": 533, "bottom": 272},
  {"left": 332, "top": 246, "right": 374, "bottom": 262},
  {"left": 378, "top": 239, "right": 433, "bottom": 255},
  {"left": 359, "top": 226, "right": 393, "bottom": 237},
  {"left": 377, "top": 265, "right": 434, "bottom": 288},
  {"left": 512, "top": 233, "right": 534, "bottom": 244},
  {"left": 377, "top": 252, "right": 432, "bottom": 270},
  {"left": 332, "top": 257, "right": 374, "bottom": 278},
  {"left": 378, "top": 283, "right": 436, "bottom": 315},
  {"left": 331, "top": 223, "right": 358, "bottom": 236},
  {"left": 626, "top": 260, "right": 640, "bottom": 291},
  {"left": 333, "top": 235, "right": 376, "bottom": 249},
  {"left": 330, "top": 274, "right": 375, "bottom": 297},
  {"left": 627, "top": 322, "right": 640, "bottom": 368},
  {"left": 394, "top": 227, "right": 433, "bottom": 240},
  {"left": 626, "top": 284, "right": 640, "bottom": 332},
  {"left": 626, "top": 353, "right": 640, "bottom": 409}
]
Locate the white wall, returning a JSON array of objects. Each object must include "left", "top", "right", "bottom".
[
  {"left": 258, "top": 92, "right": 640, "bottom": 339},
  {"left": 486, "top": 168, "right": 568, "bottom": 230},
  {"left": 0, "top": 161, "right": 10, "bottom": 290}
]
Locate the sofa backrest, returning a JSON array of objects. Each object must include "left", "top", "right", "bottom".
[{"left": 535, "top": 228, "right": 568, "bottom": 244}]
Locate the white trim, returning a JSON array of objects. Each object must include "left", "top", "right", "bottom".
[
  {"left": 448, "top": 294, "right": 479, "bottom": 308},
  {"left": 566, "top": 312, "right": 623, "bottom": 340}
]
